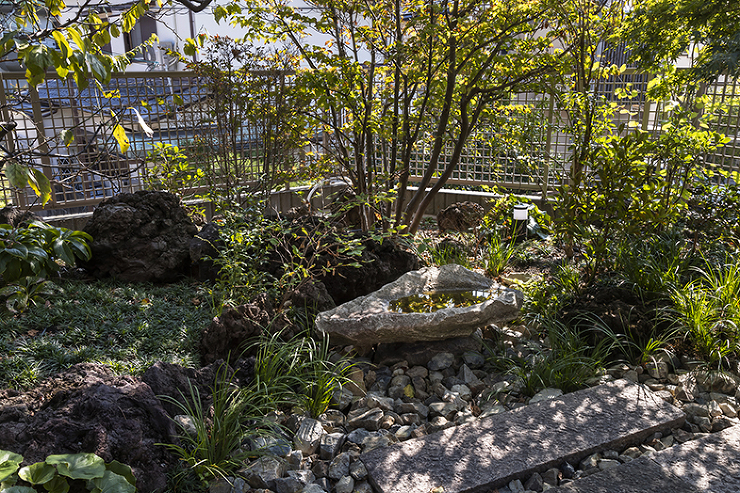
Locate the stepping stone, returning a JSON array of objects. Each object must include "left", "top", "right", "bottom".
[
  {"left": 651, "top": 424, "right": 740, "bottom": 493},
  {"left": 360, "top": 380, "right": 684, "bottom": 493},
  {"left": 554, "top": 424, "right": 740, "bottom": 493},
  {"left": 554, "top": 456, "right": 700, "bottom": 493}
]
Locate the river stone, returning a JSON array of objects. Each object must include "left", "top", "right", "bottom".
[{"left": 315, "top": 265, "right": 522, "bottom": 346}]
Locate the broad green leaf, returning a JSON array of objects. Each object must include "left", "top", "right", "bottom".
[
  {"left": 0, "top": 451, "right": 23, "bottom": 483},
  {"left": 22, "top": 45, "right": 55, "bottom": 86},
  {"left": 51, "top": 31, "right": 71, "bottom": 58},
  {"left": 18, "top": 462, "right": 56, "bottom": 485},
  {"left": 52, "top": 239, "right": 75, "bottom": 265},
  {"left": 104, "top": 461, "right": 135, "bottom": 486},
  {"left": 112, "top": 124, "right": 130, "bottom": 154},
  {"left": 45, "top": 453, "right": 105, "bottom": 480},
  {"left": 87, "top": 53, "right": 111, "bottom": 84},
  {"left": 5, "top": 162, "right": 28, "bottom": 189},
  {"left": 66, "top": 27, "right": 84, "bottom": 51},
  {"left": 5, "top": 244, "right": 28, "bottom": 259},
  {"left": 2, "top": 486, "right": 37, "bottom": 493},
  {"left": 61, "top": 129, "right": 74, "bottom": 146},
  {"left": 0, "top": 285, "right": 21, "bottom": 297},
  {"left": 43, "top": 475, "right": 70, "bottom": 493},
  {"left": 90, "top": 470, "right": 136, "bottom": 493}
]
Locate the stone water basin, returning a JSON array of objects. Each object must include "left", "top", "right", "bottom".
[{"left": 315, "top": 264, "right": 523, "bottom": 347}]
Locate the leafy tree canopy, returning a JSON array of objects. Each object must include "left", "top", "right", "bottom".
[{"left": 623, "top": 0, "right": 740, "bottom": 79}]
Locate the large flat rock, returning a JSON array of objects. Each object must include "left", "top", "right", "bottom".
[
  {"left": 361, "top": 380, "right": 685, "bottom": 493},
  {"left": 555, "top": 424, "right": 740, "bottom": 493},
  {"left": 315, "top": 264, "right": 523, "bottom": 346},
  {"left": 650, "top": 424, "right": 740, "bottom": 493},
  {"left": 554, "top": 456, "right": 700, "bottom": 493}
]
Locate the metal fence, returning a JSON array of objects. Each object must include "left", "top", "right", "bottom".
[{"left": 2, "top": 69, "right": 740, "bottom": 215}]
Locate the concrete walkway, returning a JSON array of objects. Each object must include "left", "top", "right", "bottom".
[{"left": 360, "top": 380, "right": 685, "bottom": 493}]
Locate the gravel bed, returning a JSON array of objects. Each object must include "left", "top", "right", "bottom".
[{"left": 206, "top": 326, "right": 740, "bottom": 493}]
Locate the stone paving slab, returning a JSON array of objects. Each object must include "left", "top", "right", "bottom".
[
  {"left": 554, "top": 424, "right": 740, "bottom": 493},
  {"left": 651, "top": 424, "right": 740, "bottom": 493},
  {"left": 360, "top": 380, "right": 685, "bottom": 493},
  {"left": 554, "top": 456, "right": 701, "bottom": 493}
]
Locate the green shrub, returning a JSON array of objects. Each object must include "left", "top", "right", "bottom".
[
  {"left": 0, "top": 450, "right": 136, "bottom": 493},
  {"left": 0, "top": 221, "right": 91, "bottom": 313}
]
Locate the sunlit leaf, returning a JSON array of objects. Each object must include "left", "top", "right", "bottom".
[{"left": 112, "top": 124, "right": 130, "bottom": 154}]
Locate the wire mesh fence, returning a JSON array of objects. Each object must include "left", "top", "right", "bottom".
[{"left": 2, "top": 69, "right": 740, "bottom": 215}]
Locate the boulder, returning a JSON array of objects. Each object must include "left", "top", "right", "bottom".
[
  {"left": 0, "top": 206, "right": 43, "bottom": 227},
  {"left": 189, "top": 222, "right": 222, "bottom": 281},
  {"left": 437, "top": 201, "right": 485, "bottom": 232},
  {"left": 282, "top": 279, "right": 336, "bottom": 314},
  {"left": 201, "top": 293, "right": 294, "bottom": 364},
  {"left": 318, "top": 236, "right": 421, "bottom": 305},
  {"left": 81, "top": 190, "right": 198, "bottom": 282},
  {"left": 315, "top": 264, "right": 522, "bottom": 347},
  {"left": 0, "top": 363, "right": 176, "bottom": 493}
]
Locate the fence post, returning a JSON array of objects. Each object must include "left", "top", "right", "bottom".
[
  {"left": 542, "top": 91, "right": 556, "bottom": 203},
  {"left": 641, "top": 73, "right": 654, "bottom": 132}
]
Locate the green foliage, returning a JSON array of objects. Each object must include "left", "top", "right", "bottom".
[
  {"left": 687, "top": 176, "right": 740, "bottom": 243},
  {"left": 413, "top": 235, "right": 471, "bottom": 268},
  {"left": 0, "top": 450, "right": 135, "bottom": 493},
  {"left": 252, "top": 331, "right": 355, "bottom": 418},
  {"left": 0, "top": 276, "right": 57, "bottom": 314},
  {"left": 482, "top": 196, "right": 552, "bottom": 241},
  {"left": 181, "top": 36, "right": 306, "bottom": 209},
  {"left": 0, "top": 222, "right": 91, "bottom": 313},
  {"left": 521, "top": 262, "right": 582, "bottom": 324},
  {"left": 488, "top": 318, "right": 609, "bottom": 396},
  {"left": 206, "top": 208, "right": 370, "bottom": 314},
  {"left": 221, "top": 0, "right": 574, "bottom": 233},
  {"left": 144, "top": 143, "right": 206, "bottom": 200},
  {"left": 207, "top": 211, "right": 277, "bottom": 313},
  {"left": 160, "top": 362, "right": 279, "bottom": 484},
  {"left": 0, "top": 222, "right": 91, "bottom": 283},
  {"left": 615, "top": 232, "right": 696, "bottom": 301},
  {"left": 484, "top": 235, "right": 516, "bottom": 277},
  {"left": 163, "top": 333, "right": 352, "bottom": 486},
  {"left": 0, "top": 279, "right": 210, "bottom": 389},
  {"left": 666, "top": 254, "right": 740, "bottom": 368},
  {"left": 623, "top": 0, "right": 740, "bottom": 79},
  {"left": 1, "top": 0, "right": 160, "bottom": 202}
]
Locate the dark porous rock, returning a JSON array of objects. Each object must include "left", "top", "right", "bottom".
[
  {"left": 0, "top": 363, "right": 175, "bottom": 493},
  {"left": 282, "top": 279, "right": 336, "bottom": 314},
  {"left": 201, "top": 293, "right": 294, "bottom": 364},
  {"left": 189, "top": 222, "right": 222, "bottom": 281},
  {"left": 437, "top": 201, "right": 485, "bottom": 233},
  {"left": 319, "top": 237, "right": 421, "bottom": 306},
  {"left": 140, "top": 360, "right": 257, "bottom": 417},
  {"left": 81, "top": 190, "right": 198, "bottom": 282},
  {"left": 0, "top": 206, "right": 43, "bottom": 227}
]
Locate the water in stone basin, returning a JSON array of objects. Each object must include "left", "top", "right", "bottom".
[{"left": 389, "top": 289, "right": 502, "bottom": 313}]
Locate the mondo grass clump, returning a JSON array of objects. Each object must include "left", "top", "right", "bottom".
[{"left": 0, "top": 278, "right": 211, "bottom": 388}]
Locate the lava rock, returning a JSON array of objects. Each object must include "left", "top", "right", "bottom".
[
  {"left": 0, "top": 363, "right": 176, "bottom": 492},
  {"left": 437, "top": 201, "right": 485, "bottom": 233},
  {"left": 82, "top": 190, "right": 198, "bottom": 282}
]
